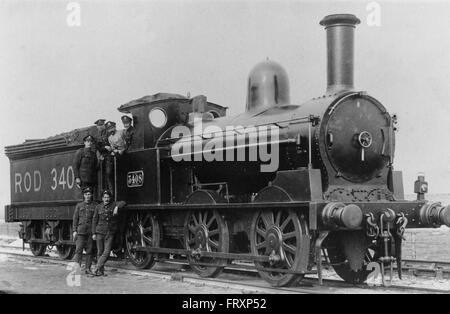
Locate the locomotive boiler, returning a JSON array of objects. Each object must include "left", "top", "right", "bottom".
[{"left": 4, "top": 14, "right": 450, "bottom": 287}]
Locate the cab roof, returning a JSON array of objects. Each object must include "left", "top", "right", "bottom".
[{"left": 118, "top": 93, "right": 188, "bottom": 113}]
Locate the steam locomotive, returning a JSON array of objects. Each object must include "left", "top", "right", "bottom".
[{"left": 4, "top": 14, "right": 450, "bottom": 287}]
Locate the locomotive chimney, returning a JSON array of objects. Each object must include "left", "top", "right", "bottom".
[{"left": 320, "top": 14, "right": 361, "bottom": 94}]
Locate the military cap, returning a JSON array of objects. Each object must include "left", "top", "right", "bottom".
[
  {"left": 83, "top": 134, "right": 95, "bottom": 142},
  {"left": 105, "top": 121, "right": 116, "bottom": 129},
  {"left": 102, "top": 190, "right": 113, "bottom": 197},
  {"left": 94, "top": 119, "right": 106, "bottom": 126},
  {"left": 121, "top": 115, "right": 133, "bottom": 123},
  {"left": 82, "top": 186, "right": 93, "bottom": 194}
]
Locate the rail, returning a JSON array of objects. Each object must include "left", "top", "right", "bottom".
[{"left": 0, "top": 245, "right": 447, "bottom": 294}]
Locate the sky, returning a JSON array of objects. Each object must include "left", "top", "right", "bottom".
[{"left": 1, "top": 0, "right": 450, "bottom": 215}]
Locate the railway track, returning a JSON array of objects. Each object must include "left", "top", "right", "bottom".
[
  {"left": 400, "top": 259, "right": 450, "bottom": 279},
  {"left": 0, "top": 244, "right": 448, "bottom": 294}
]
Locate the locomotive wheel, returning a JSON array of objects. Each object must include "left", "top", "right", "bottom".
[
  {"left": 326, "top": 232, "right": 378, "bottom": 284},
  {"left": 250, "top": 209, "right": 309, "bottom": 287},
  {"left": 125, "top": 212, "right": 160, "bottom": 269},
  {"left": 184, "top": 210, "right": 229, "bottom": 278},
  {"left": 57, "top": 245, "right": 75, "bottom": 260},
  {"left": 29, "top": 243, "right": 46, "bottom": 256}
]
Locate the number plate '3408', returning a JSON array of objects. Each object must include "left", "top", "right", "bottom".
[{"left": 127, "top": 170, "right": 144, "bottom": 187}]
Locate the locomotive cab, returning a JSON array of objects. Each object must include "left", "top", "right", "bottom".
[
  {"left": 117, "top": 93, "right": 227, "bottom": 150},
  {"left": 115, "top": 93, "right": 227, "bottom": 204}
]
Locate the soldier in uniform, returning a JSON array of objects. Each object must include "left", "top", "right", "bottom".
[
  {"left": 73, "top": 135, "right": 98, "bottom": 191},
  {"left": 94, "top": 119, "right": 106, "bottom": 128},
  {"left": 104, "top": 121, "right": 126, "bottom": 193},
  {"left": 93, "top": 119, "right": 108, "bottom": 157},
  {"left": 91, "top": 190, "right": 126, "bottom": 276},
  {"left": 72, "top": 187, "right": 97, "bottom": 275},
  {"left": 106, "top": 121, "right": 126, "bottom": 155},
  {"left": 121, "top": 115, "right": 134, "bottom": 151},
  {"left": 93, "top": 119, "right": 108, "bottom": 191}
]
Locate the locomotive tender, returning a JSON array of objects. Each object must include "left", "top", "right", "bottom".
[{"left": 5, "top": 14, "right": 450, "bottom": 287}]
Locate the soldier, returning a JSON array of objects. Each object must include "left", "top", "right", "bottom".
[
  {"left": 93, "top": 119, "right": 108, "bottom": 158},
  {"left": 73, "top": 135, "right": 98, "bottom": 191},
  {"left": 72, "top": 187, "right": 97, "bottom": 275},
  {"left": 94, "top": 119, "right": 106, "bottom": 128},
  {"left": 105, "top": 121, "right": 126, "bottom": 155},
  {"left": 91, "top": 190, "right": 126, "bottom": 276},
  {"left": 93, "top": 119, "right": 109, "bottom": 191},
  {"left": 104, "top": 121, "right": 126, "bottom": 193},
  {"left": 121, "top": 115, "right": 134, "bottom": 151}
]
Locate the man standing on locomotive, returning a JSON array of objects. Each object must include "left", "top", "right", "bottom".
[
  {"left": 93, "top": 119, "right": 108, "bottom": 157},
  {"left": 72, "top": 187, "right": 97, "bottom": 275},
  {"left": 93, "top": 119, "right": 108, "bottom": 191},
  {"left": 73, "top": 135, "right": 98, "bottom": 192},
  {"left": 104, "top": 121, "right": 126, "bottom": 193},
  {"left": 120, "top": 115, "right": 134, "bottom": 151},
  {"left": 91, "top": 190, "right": 126, "bottom": 276}
]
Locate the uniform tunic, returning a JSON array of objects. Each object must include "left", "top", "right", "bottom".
[
  {"left": 92, "top": 201, "right": 126, "bottom": 272},
  {"left": 73, "top": 147, "right": 98, "bottom": 186},
  {"left": 108, "top": 130, "right": 127, "bottom": 155},
  {"left": 123, "top": 126, "right": 135, "bottom": 150},
  {"left": 73, "top": 201, "right": 97, "bottom": 235},
  {"left": 92, "top": 127, "right": 108, "bottom": 191},
  {"left": 72, "top": 200, "right": 97, "bottom": 268},
  {"left": 93, "top": 126, "right": 109, "bottom": 156},
  {"left": 91, "top": 201, "right": 126, "bottom": 235},
  {"left": 105, "top": 130, "right": 126, "bottom": 192}
]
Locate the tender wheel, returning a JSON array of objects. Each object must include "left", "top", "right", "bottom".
[
  {"left": 56, "top": 221, "right": 75, "bottom": 260},
  {"left": 326, "top": 232, "right": 379, "bottom": 284},
  {"left": 29, "top": 243, "right": 46, "bottom": 256},
  {"left": 29, "top": 222, "right": 46, "bottom": 256},
  {"left": 125, "top": 211, "right": 160, "bottom": 269},
  {"left": 184, "top": 210, "right": 229, "bottom": 278},
  {"left": 57, "top": 245, "right": 75, "bottom": 260},
  {"left": 250, "top": 209, "right": 309, "bottom": 287}
]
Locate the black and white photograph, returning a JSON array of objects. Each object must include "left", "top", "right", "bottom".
[{"left": 1, "top": 0, "right": 450, "bottom": 299}]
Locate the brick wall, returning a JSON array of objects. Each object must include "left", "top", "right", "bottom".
[{"left": 403, "top": 227, "right": 450, "bottom": 261}]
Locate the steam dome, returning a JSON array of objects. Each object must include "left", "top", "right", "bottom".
[{"left": 246, "top": 60, "right": 290, "bottom": 111}]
